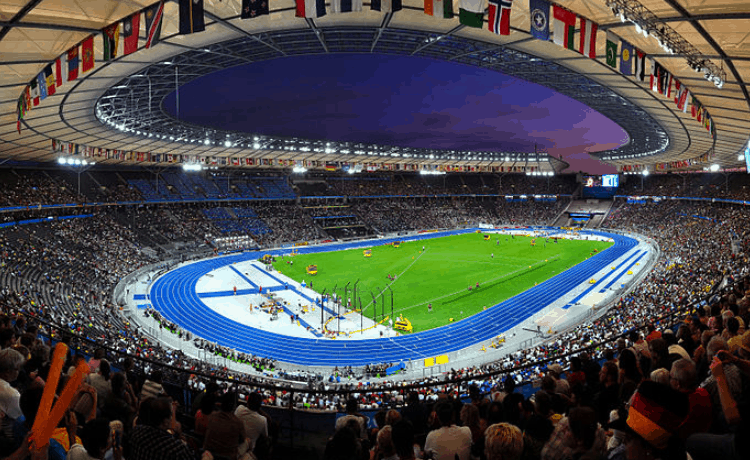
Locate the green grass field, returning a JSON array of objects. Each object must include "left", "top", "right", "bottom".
[{"left": 272, "top": 233, "right": 612, "bottom": 333}]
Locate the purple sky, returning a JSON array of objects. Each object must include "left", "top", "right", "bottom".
[{"left": 165, "top": 54, "right": 627, "bottom": 173}]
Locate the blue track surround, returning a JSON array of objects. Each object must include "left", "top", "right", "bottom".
[{"left": 149, "top": 228, "right": 639, "bottom": 366}]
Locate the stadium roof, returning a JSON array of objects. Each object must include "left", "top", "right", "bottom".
[{"left": 0, "top": 0, "right": 748, "bottom": 172}]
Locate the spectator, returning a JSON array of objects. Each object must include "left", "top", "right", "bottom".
[
  {"left": 127, "top": 397, "right": 193, "bottom": 460},
  {"left": 484, "top": 423, "right": 523, "bottom": 460},
  {"left": 424, "top": 402, "right": 472, "bottom": 460},
  {"left": 235, "top": 392, "right": 268, "bottom": 457},
  {"left": 203, "top": 391, "right": 246, "bottom": 460}
]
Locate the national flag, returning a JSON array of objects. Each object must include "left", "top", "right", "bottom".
[
  {"left": 297, "top": 0, "right": 327, "bottom": 17},
  {"left": 67, "top": 47, "right": 79, "bottom": 81},
  {"left": 529, "top": 0, "right": 550, "bottom": 41},
  {"left": 620, "top": 40, "right": 634, "bottom": 76},
  {"left": 459, "top": 0, "right": 484, "bottom": 28},
  {"left": 241, "top": 0, "right": 270, "bottom": 18},
  {"left": 634, "top": 49, "right": 646, "bottom": 82},
  {"left": 55, "top": 54, "right": 67, "bottom": 87},
  {"left": 691, "top": 96, "right": 700, "bottom": 118},
  {"left": 16, "top": 93, "right": 27, "bottom": 134},
  {"left": 662, "top": 71, "right": 672, "bottom": 98},
  {"left": 325, "top": 163, "right": 337, "bottom": 171},
  {"left": 44, "top": 64, "right": 56, "bottom": 96},
  {"left": 678, "top": 88, "right": 689, "bottom": 113},
  {"left": 23, "top": 86, "right": 31, "bottom": 112},
  {"left": 331, "top": 0, "right": 362, "bottom": 13},
  {"left": 29, "top": 79, "right": 40, "bottom": 106},
  {"left": 179, "top": 0, "right": 205, "bottom": 34},
  {"left": 605, "top": 32, "right": 618, "bottom": 68},
  {"left": 552, "top": 5, "right": 576, "bottom": 50},
  {"left": 102, "top": 22, "right": 119, "bottom": 60},
  {"left": 240, "top": 0, "right": 269, "bottom": 19},
  {"left": 37, "top": 73, "right": 48, "bottom": 100},
  {"left": 123, "top": 13, "right": 140, "bottom": 55},
  {"left": 488, "top": 0, "right": 512, "bottom": 35},
  {"left": 370, "top": 0, "right": 402, "bottom": 13},
  {"left": 81, "top": 36, "right": 95, "bottom": 72},
  {"left": 578, "top": 16, "right": 597, "bottom": 59},
  {"left": 144, "top": 1, "right": 165, "bottom": 48},
  {"left": 424, "top": 0, "right": 453, "bottom": 18}
]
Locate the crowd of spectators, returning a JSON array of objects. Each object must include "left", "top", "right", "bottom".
[
  {"left": 620, "top": 172, "right": 750, "bottom": 200},
  {"left": 2, "top": 170, "right": 750, "bottom": 459},
  {"left": 0, "top": 169, "right": 81, "bottom": 206}
]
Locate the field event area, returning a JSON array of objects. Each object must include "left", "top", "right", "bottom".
[{"left": 273, "top": 232, "right": 613, "bottom": 332}]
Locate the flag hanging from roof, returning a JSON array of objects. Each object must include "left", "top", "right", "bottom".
[
  {"left": 605, "top": 32, "right": 617, "bottom": 68},
  {"left": 488, "top": 0, "right": 512, "bottom": 35},
  {"left": 179, "top": 0, "right": 205, "bottom": 34},
  {"left": 424, "top": 0, "right": 453, "bottom": 18},
  {"left": 102, "top": 22, "right": 119, "bottom": 61},
  {"left": 241, "top": 0, "right": 269, "bottom": 18},
  {"left": 55, "top": 53, "right": 68, "bottom": 87},
  {"left": 82, "top": 36, "right": 95, "bottom": 72},
  {"left": 529, "top": 0, "right": 549, "bottom": 40},
  {"left": 459, "top": 0, "right": 484, "bottom": 28},
  {"left": 691, "top": 95, "right": 701, "bottom": 118},
  {"left": 552, "top": 5, "right": 576, "bottom": 50},
  {"left": 634, "top": 49, "right": 646, "bottom": 82},
  {"left": 619, "top": 40, "right": 633, "bottom": 76},
  {"left": 44, "top": 64, "right": 56, "bottom": 96},
  {"left": 371, "top": 0, "right": 402, "bottom": 13},
  {"left": 29, "top": 78, "right": 40, "bottom": 106},
  {"left": 331, "top": 0, "right": 363, "bottom": 13},
  {"left": 144, "top": 1, "right": 165, "bottom": 48},
  {"left": 297, "top": 0, "right": 327, "bottom": 17},
  {"left": 661, "top": 69, "right": 672, "bottom": 97},
  {"left": 123, "top": 12, "right": 140, "bottom": 55},
  {"left": 37, "top": 73, "right": 48, "bottom": 100},
  {"left": 578, "top": 16, "right": 597, "bottom": 59},
  {"left": 678, "top": 88, "right": 689, "bottom": 113},
  {"left": 67, "top": 46, "right": 79, "bottom": 81}
]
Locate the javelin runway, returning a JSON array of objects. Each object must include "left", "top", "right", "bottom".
[{"left": 149, "top": 229, "right": 638, "bottom": 366}]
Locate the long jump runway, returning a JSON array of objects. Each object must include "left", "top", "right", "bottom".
[{"left": 148, "top": 228, "right": 639, "bottom": 366}]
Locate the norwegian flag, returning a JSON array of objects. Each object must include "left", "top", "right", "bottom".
[{"left": 488, "top": 0, "right": 513, "bottom": 35}]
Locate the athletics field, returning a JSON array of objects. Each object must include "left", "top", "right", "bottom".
[{"left": 272, "top": 232, "right": 613, "bottom": 333}]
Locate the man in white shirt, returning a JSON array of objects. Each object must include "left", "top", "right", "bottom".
[
  {"left": 235, "top": 392, "right": 268, "bottom": 455},
  {"left": 424, "top": 402, "right": 472, "bottom": 460}
]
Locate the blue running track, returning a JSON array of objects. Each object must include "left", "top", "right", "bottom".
[{"left": 149, "top": 229, "right": 639, "bottom": 366}]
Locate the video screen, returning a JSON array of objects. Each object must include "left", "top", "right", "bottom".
[
  {"left": 583, "top": 175, "right": 619, "bottom": 188},
  {"left": 744, "top": 140, "right": 750, "bottom": 173},
  {"left": 602, "top": 174, "right": 619, "bottom": 187}
]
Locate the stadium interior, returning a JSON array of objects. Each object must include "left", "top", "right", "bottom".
[{"left": 1, "top": 1, "right": 750, "bottom": 460}]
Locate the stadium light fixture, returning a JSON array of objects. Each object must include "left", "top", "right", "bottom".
[
  {"left": 710, "top": 164, "right": 720, "bottom": 172},
  {"left": 642, "top": 169, "right": 650, "bottom": 176},
  {"left": 182, "top": 164, "right": 202, "bottom": 172},
  {"left": 292, "top": 166, "right": 307, "bottom": 174}
]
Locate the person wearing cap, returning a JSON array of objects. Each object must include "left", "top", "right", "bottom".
[{"left": 547, "top": 363, "right": 571, "bottom": 397}]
